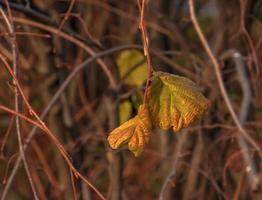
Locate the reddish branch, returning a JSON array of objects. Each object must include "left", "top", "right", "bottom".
[
  {"left": 188, "top": 0, "right": 260, "bottom": 153},
  {"left": 0, "top": 44, "right": 141, "bottom": 200},
  {"left": 58, "top": 0, "right": 76, "bottom": 32},
  {"left": 188, "top": 0, "right": 260, "bottom": 191},
  {"left": 0, "top": 55, "right": 106, "bottom": 200},
  {"left": 0, "top": 2, "right": 39, "bottom": 199},
  {"left": 138, "top": 0, "right": 154, "bottom": 103}
]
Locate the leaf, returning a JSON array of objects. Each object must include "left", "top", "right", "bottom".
[
  {"left": 147, "top": 72, "right": 210, "bottom": 132},
  {"left": 117, "top": 50, "right": 147, "bottom": 86},
  {"left": 107, "top": 104, "right": 152, "bottom": 156},
  {"left": 119, "top": 100, "right": 132, "bottom": 125},
  {"left": 119, "top": 92, "right": 144, "bottom": 125}
]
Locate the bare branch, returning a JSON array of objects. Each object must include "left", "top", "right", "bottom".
[{"left": 0, "top": 5, "right": 39, "bottom": 200}]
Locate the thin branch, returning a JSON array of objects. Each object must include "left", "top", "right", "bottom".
[
  {"left": 0, "top": 43, "right": 107, "bottom": 200},
  {"left": 58, "top": 13, "right": 101, "bottom": 48},
  {"left": 221, "top": 49, "right": 259, "bottom": 190},
  {"left": 58, "top": 0, "right": 76, "bottom": 32},
  {"left": 31, "top": 141, "right": 60, "bottom": 193},
  {"left": 239, "top": 0, "right": 260, "bottom": 81},
  {"left": 0, "top": 5, "right": 39, "bottom": 200},
  {"left": 0, "top": 44, "right": 140, "bottom": 200},
  {"left": 188, "top": 0, "right": 261, "bottom": 154},
  {"left": 2, "top": 153, "right": 19, "bottom": 185},
  {"left": 180, "top": 161, "right": 226, "bottom": 199},
  {"left": 137, "top": 0, "right": 154, "bottom": 103},
  {"left": 11, "top": 17, "right": 117, "bottom": 89},
  {"left": 0, "top": 1, "right": 100, "bottom": 47},
  {"left": 0, "top": 103, "right": 106, "bottom": 200},
  {"left": 70, "top": 169, "right": 78, "bottom": 200},
  {"left": 0, "top": 115, "right": 14, "bottom": 157},
  {"left": 188, "top": 0, "right": 260, "bottom": 191},
  {"left": 159, "top": 132, "right": 188, "bottom": 200},
  {"left": 0, "top": 31, "right": 51, "bottom": 38}
]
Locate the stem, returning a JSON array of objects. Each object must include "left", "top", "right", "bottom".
[
  {"left": 0, "top": 44, "right": 140, "bottom": 200},
  {"left": 138, "top": 0, "right": 154, "bottom": 103},
  {"left": 188, "top": 0, "right": 261, "bottom": 154},
  {"left": 0, "top": 4, "right": 39, "bottom": 200}
]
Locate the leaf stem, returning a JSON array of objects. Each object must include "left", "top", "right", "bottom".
[{"left": 138, "top": 0, "right": 153, "bottom": 104}]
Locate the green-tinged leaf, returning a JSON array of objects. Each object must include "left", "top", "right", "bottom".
[
  {"left": 147, "top": 72, "right": 210, "bottom": 132},
  {"left": 117, "top": 50, "right": 147, "bottom": 86},
  {"left": 119, "top": 100, "right": 132, "bottom": 125},
  {"left": 107, "top": 104, "right": 152, "bottom": 156}
]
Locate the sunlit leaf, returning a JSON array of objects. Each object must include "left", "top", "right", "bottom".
[
  {"left": 117, "top": 50, "right": 147, "bottom": 86},
  {"left": 107, "top": 104, "right": 152, "bottom": 156},
  {"left": 147, "top": 72, "right": 210, "bottom": 132}
]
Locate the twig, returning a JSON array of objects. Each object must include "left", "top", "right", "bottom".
[
  {"left": 0, "top": 44, "right": 140, "bottom": 200},
  {"left": 70, "top": 169, "right": 78, "bottom": 200},
  {"left": 0, "top": 1, "right": 100, "bottom": 48},
  {"left": 0, "top": 115, "right": 14, "bottom": 157},
  {"left": 30, "top": 166, "right": 48, "bottom": 200},
  {"left": 0, "top": 31, "right": 51, "bottom": 38},
  {"left": 239, "top": 0, "right": 260, "bottom": 82},
  {"left": 223, "top": 148, "right": 256, "bottom": 188},
  {"left": 0, "top": 41, "right": 199, "bottom": 199},
  {"left": 31, "top": 141, "right": 60, "bottom": 193},
  {"left": 0, "top": 61, "right": 106, "bottom": 200},
  {"left": 137, "top": 0, "right": 154, "bottom": 103},
  {"left": 2, "top": 153, "right": 19, "bottom": 185},
  {"left": 0, "top": 104, "right": 106, "bottom": 200},
  {"left": 188, "top": 0, "right": 261, "bottom": 154},
  {"left": 58, "top": 13, "right": 101, "bottom": 48},
  {"left": 180, "top": 161, "right": 226, "bottom": 199},
  {"left": 0, "top": 45, "right": 107, "bottom": 200},
  {"left": 0, "top": 5, "right": 39, "bottom": 200},
  {"left": 159, "top": 131, "right": 188, "bottom": 200},
  {"left": 87, "top": 0, "right": 174, "bottom": 44},
  {"left": 2, "top": 15, "right": 194, "bottom": 80},
  {"left": 221, "top": 49, "right": 259, "bottom": 190},
  {"left": 7, "top": 17, "right": 117, "bottom": 89},
  {"left": 58, "top": 0, "right": 76, "bottom": 32}
]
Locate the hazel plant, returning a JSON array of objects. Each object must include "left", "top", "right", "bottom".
[{"left": 108, "top": 72, "right": 210, "bottom": 156}]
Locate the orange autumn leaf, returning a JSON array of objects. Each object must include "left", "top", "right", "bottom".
[
  {"left": 107, "top": 104, "right": 152, "bottom": 156},
  {"left": 147, "top": 72, "right": 210, "bottom": 132}
]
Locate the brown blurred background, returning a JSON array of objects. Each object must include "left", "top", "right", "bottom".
[{"left": 0, "top": 0, "right": 261, "bottom": 200}]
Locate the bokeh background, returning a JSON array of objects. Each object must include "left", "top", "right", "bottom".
[{"left": 0, "top": 0, "right": 261, "bottom": 199}]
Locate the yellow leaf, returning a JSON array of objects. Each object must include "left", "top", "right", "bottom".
[
  {"left": 119, "top": 100, "right": 132, "bottom": 125},
  {"left": 117, "top": 50, "right": 147, "bottom": 86},
  {"left": 107, "top": 104, "right": 151, "bottom": 156},
  {"left": 147, "top": 72, "right": 210, "bottom": 131}
]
